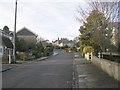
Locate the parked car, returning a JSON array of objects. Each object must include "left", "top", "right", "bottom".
[
  {"left": 74, "top": 54, "right": 79, "bottom": 58},
  {"left": 74, "top": 53, "right": 80, "bottom": 58}
]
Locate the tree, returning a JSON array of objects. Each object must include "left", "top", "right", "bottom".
[
  {"left": 70, "top": 46, "right": 77, "bottom": 52},
  {"left": 16, "top": 38, "right": 28, "bottom": 52},
  {"left": 86, "top": 10, "right": 111, "bottom": 50},
  {"left": 36, "top": 41, "right": 44, "bottom": 57},
  {"left": 44, "top": 44, "right": 54, "bottom": 56},
  {"left": 83, "top": 46, "right": 94, "bottom": 54},
  {"left": 77, "top": 0, "right": 118, "bottom": 23},
  {"left": 79, "top": 9, "right": 114, "bottom": 54},
  {"left": 77, "top": 1, "right": 118, "bottom": 53},
  {"left": 3, "top": 26, "right": 9, "bottom": 33}
]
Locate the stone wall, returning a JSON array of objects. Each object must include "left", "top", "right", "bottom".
[{"left": 92, "top": 56, "right": 120, "bottom": 81}]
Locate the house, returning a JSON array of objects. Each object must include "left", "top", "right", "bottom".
[
  {"left": 16, "top": 27, "right": 38, "bottom": 44},
  {"left": 41, "top": 40, "right": 50, "bottom": 47},
  {"left": 0, "top": 29, "right": 13, "bottom": 64},
  {"left": 52, "top": 38, "right": 61, "bottom": 47},
  {"left": 0, "top": 29, "right": 2, "bottom": 63},
  {"left": 52, "top": 38, "right": 74, "bottom": 48},
  {"left": 67, "top": 40, "right": 74, "bottom": 47},
  {"left": 110, "top": 22, "right": 120, "bottom": 48},
  {"left": 111, "top": 27, "right": 118, "bottom": 47}
]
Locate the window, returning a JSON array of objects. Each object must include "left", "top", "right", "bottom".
[
  {"left": 0, "top": 48, "right": 2, "bottom": 53},
  {"left": 3, "top": 48, "right": 6, "bottom": 55}
]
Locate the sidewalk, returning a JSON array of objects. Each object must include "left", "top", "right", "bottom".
[
  {"left": 1, "top": 64, "right": 17, "bottom": 72},
  {"left": 73, "top": 58, "right": 119, "bottom": 88},
  {"left": 0, "top": 56, "right": 48, "bottom": 72}
]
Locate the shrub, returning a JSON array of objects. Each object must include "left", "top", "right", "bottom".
[
  {"left": 17, "top": 52, "right": 32, "bottom": 60},
  {"left": 83, "top": 46, "right": 94, "bottom": 54}
]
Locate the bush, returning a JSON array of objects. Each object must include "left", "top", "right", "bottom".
[
  {"left": 17, "top": 52, "right": 32, "bottom": 60},
  {"left": 70, "top": 47, "right": 77, "bottom": 52},
  {"left": 44, "top": 47, "right": 50, "bottom": 56},
  {"left": 83, "top": 46, "right": 94, "bottom": 54}
]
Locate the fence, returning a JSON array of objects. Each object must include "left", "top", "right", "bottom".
[{"left": 102, "top": 52, "right": 120, "bottom": 63}]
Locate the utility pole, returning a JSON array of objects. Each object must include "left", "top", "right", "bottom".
[{"left": 13, "top": 0, "right": 17, "bottom": 63}]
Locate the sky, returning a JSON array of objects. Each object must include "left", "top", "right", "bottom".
[
  {"left": 0, "top": 0, "right": 117, "bottom": 42},
  {"left": 0, "top": 0, "right": 88, "bottom": 42}
]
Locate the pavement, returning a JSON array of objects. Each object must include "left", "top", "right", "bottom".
[
  {"left": 1, "top": 52, "right": 59, "bottom": 72},
  {"left": 2, "top": 51, "right": 72, "bottom": 88},
  {"left": 73, "top": 55, "right": 119, "bottom": 88},
  {"left": 1, "top": 64, "right": 17, "bottom": 72},
  {"left": 1, "top": 57, "right": 48, "bottom": 72},
  {"left": 1, "top": 51, "right": 119, "bottom": 88}
]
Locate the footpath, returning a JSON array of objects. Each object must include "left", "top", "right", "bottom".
[
  {"left": 73, "top": 56, "right": 119, "bottom": 88},
  {"left": 1, "top": 56, "right": 48, "bottom": 72}
]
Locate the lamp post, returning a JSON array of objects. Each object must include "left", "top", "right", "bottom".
[{"left": 13, "top": 0, "right": 17, "bottom": 63}]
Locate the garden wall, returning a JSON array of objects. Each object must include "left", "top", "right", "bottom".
[{"left": 92, "top": 56, "right": 120, "bottom": 81}]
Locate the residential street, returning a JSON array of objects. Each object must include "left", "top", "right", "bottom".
[
  {"left": 1, "top": 1, "right": 120, "bottom": 89},
  {"left": 2, "top": 50, "right": 73, "bottom": 88}
]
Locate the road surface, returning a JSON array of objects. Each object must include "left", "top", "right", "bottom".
[{"left": 2, "top": 50, "right": 73, "bottom": 88}]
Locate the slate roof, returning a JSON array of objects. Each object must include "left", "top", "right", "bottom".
[
  {"left": 17, "top": 27, "right": 38, "bottom": 36},
  {"left": 2, "top": 36, "right": 13, "bottom": 49}
]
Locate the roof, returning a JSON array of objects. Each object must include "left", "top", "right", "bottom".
[
  {"left": 17, "top": 27, "right": 38, "bottom": 36},
  {"left": 41, "top": 41, "right": 48, "bottom": 47},
  {"left": 2, "top": 36, "right": 13, "bottom": 49}
]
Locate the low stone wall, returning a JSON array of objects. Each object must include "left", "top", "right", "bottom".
[{"left": 92, "top": 56, "right": 120, "bottom": 81}]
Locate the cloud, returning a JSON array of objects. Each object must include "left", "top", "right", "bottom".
[
  {"left": 0, "top": 0, "right": 87, "bottom": 3},
  {"left": 0, "top": 0, "right": 85, "bottom": 41}
]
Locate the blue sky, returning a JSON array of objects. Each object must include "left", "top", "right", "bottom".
[{"left": 1, "top": 0, "right": 87, "bottom": 42}]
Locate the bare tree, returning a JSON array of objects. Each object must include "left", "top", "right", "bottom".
[
  {"left": 77, "top": 0, "right": 119, "bottom": 23},
  {"left": 77, "top": 0, "right": 119, "bottom": 52}
]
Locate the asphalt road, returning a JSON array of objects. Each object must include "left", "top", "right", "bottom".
[{"left": 2, "top": 50, "right": 74, "bottom": 88}]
